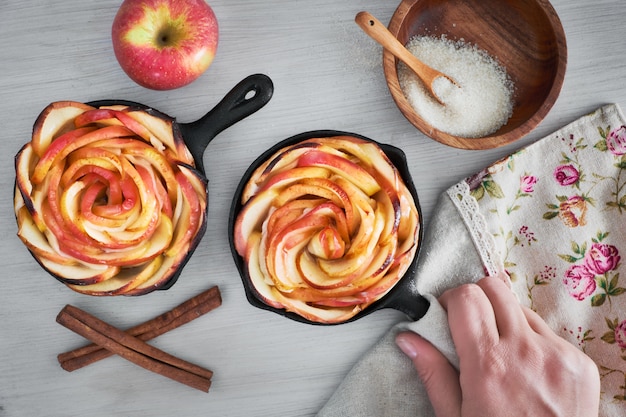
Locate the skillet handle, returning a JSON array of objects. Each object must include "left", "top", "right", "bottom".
[
  {"left": 385, "top": 285, "right": 430, "bottom": 321},
  {"left": 379, "top": 259, "right": 430, "bottom": 321},
  {"left": 179, "top": 73, "right": 274, "bottom": 173}
]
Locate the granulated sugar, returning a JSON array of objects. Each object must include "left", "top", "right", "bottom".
[{"left": 398, "top": 35, "right": 514, "bottom": 138}]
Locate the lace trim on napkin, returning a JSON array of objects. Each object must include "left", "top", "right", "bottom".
[{"left": 446, "top": 181, "right": 505, "bottom": 277}]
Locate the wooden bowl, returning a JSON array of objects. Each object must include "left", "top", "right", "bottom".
[{"left": 384, "top": 0, "right": 567, "bottom": 149}]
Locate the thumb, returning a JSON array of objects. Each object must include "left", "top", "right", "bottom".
[{"left": 395, "top": 331, "right": 462, "bottom": 417}]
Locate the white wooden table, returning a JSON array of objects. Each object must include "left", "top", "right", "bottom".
[{"left": 1, "top": 1, "right": 625, "bottom": 416}]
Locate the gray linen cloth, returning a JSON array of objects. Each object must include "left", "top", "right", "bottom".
[
  {"left": 318, "top": 192, "right": 488, "bottom": 417},
  {"left": 318, "top": 104, "right": 626, "bottom": 417}
]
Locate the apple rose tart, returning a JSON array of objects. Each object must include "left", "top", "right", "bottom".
[
  {"left": 14, "top": 101, "right": 207, "bottom": 295},
  {"left": 233, "top": 136, "right": 420, "bottom": 323}
]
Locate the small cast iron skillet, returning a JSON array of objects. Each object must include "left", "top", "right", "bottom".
[
  {"left": 88, "top": 73, "right": 274, "bottom": 290},
  {"left": 228, "top": 130, "right": 430, "bottom": 325}
]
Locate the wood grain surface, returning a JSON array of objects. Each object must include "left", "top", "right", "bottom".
[{"left": 1, "top": 1, "right": 625, "bottom": 416}]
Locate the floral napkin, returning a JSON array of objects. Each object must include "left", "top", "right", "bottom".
[{"left": 317, "top": 104, "right": 626, "bottom": 417}]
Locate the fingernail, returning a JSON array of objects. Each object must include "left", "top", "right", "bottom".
[{"left": 395, "top": 333, "right": 418, "bottom": 359}]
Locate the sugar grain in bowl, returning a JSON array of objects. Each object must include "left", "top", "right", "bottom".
[
  {"left": 399, "top": 35, "right": 514, "bottom": 138},
  {"left": 384, "top": 0, "right": 567, "bottom": 150}
]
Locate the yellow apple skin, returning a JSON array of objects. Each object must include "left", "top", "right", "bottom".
[{"left": 111, "top": 0, "right": 219, "bottom": 90}]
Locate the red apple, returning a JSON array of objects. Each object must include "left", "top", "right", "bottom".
[{"left": 111, "top": 0, "right": 219, "bottom": 90}]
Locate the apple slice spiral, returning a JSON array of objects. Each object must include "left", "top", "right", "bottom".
[
  {"left": 234, "top": 136, "right": 420, "bottom": 324},
  {"left": 14, "top": 101, "right": 207, "bottom": 295}
]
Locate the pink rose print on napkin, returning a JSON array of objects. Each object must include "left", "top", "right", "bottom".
[
  {"left": 585, "top": 243, "right": 621, "bottom": 275},
  {"left": 520, "top": 175, "right": 537, "bottom": 193},
  {"left": 606, "top": 126, "right": 626, "bottom": 156},
  {"left": 563, "top": 264, "right": 597, "bottom": 301},
  {"left": 505, "top": 174, "right": 537, "bottom": 214},
  {"left": 554, "top": 164, "right": 580, "bottom": 186},
  {"left": 559, "top": 233, "right": 625, "bottom": 306},
  {"left": 615, "top": 320, "right": 626, "bottom": 349}
]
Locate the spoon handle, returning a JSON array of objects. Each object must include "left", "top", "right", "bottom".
[
  {"left": 355, "top": 12, "right": 431, "bottom": 80},
  {"left": 355, "top": 11, "right": 456, "bottom": 104}
]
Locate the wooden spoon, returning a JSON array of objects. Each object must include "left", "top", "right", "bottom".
[{"left": 355, "top": 11, "right": 457, "bottom": 105}]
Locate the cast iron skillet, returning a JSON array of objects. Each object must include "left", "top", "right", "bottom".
[
  {"left": 228, "top": 130, "right": 430, "bottom": 325},
  {"left": 88, "top": 73, "right": 274, "bottom": 290}
]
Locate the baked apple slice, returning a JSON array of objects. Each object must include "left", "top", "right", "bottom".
[
  {"left": 233, "top": 136, "right": 419, "bottom": 323},
  {"left": 14, "top": 101, "right": 207, "bottom": 295}
]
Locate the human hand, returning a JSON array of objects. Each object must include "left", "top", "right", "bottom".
[{"left": 395, "top": 275, "right": 600, "bottom": 417}]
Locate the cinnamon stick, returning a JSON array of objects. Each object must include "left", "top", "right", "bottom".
[
  {"left": 58, "top": 286, "right": 221, "bottom": 372},
  {"left": 57, "top": 304, "right": 213, "bottom": 392}
]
